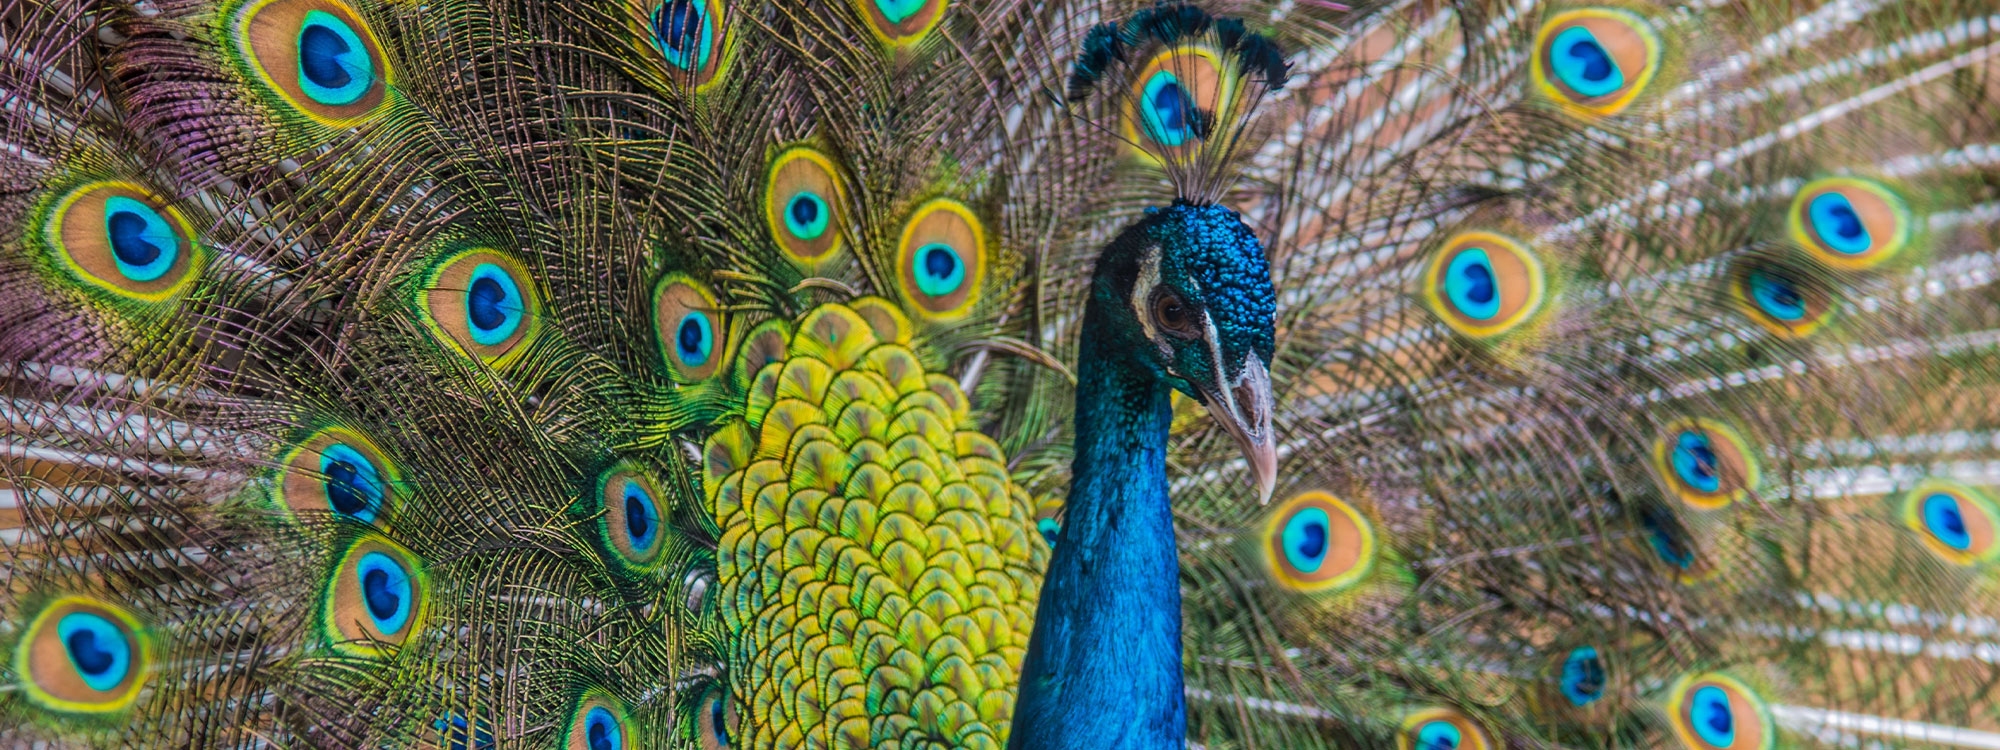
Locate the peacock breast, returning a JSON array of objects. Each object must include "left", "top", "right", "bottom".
[{"left": 701, "top": 301, "right": 1049, "bottom": 750}]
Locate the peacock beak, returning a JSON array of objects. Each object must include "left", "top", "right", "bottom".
[{"left": 1199, "top": 353, "right": 1276, "bottom": 505}]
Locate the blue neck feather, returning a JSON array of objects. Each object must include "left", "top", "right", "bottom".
[{"left": 1010, "top": 301, "right": 1186, "bottom": 749}]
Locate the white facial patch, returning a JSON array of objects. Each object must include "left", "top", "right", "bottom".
[
  {"left": 1130, "top": 244, "right": 1165, "bottom": 353},
  {"left": 1202, "top": 310, "right": 1227, "bottom": 400}
]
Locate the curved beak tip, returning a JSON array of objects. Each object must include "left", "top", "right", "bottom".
[
  {"left": 1202, "top": 354, "right": 1278, "bottom": 506},
  {"left": 1249, "top": 437, "right": 1277, "bottom": 505}
]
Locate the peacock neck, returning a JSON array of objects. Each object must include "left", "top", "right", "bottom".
[{"left": 1010, "top": 301, "right": 1186, "bottom": 749}]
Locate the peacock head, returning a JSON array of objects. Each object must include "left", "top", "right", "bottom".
[{"left": 1096, "top": 200, "right": 1278, "bottom": 502}]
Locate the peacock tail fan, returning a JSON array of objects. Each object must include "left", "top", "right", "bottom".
[{"left": 3, "top": 0, "right": 2000, "bottom": 748}]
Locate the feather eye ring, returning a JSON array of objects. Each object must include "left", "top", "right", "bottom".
[
  {"left": 13, "top": 596, "right": 152, "bottom": 715},
  {"left": 418, "top": 248, "right": 542, "bottom": 367},
  {"left": 1397, "top": 707, "right": 1493, "bottom": 750},
  {"left": 1788, "top": 178, "right": 1914, "bottom": 270},
  {"left": 1531, "top": 7, "right": 1662, "bottom": 118},
  {"left": 567, "top": 692, "right": 634, "bottom": 750},
  {"left": 1651, "top": 419, "right": 1757, "bottom": 510},
  {"left": 655, "top": 274, "right": 726, "bottom": 382},
  {"left": 596, "top": 466, "right": 670, "bottom": 572},
  {"left": 1729, "top": 259, "right": 1834, "bottom": 338},
  {"left": 1260, "top": 491, "right": 1376, "bottom": 594},
  {"left": 895, "top": 198, "right": 986, "bottom": 321},
  {"left": 225, "top": 0, "right": 395, "bottom": 126},
  {"left": 1665, "top": 673, "right": 1775, "bottom": 750},
  {"left": 277, "top": 426, "right": 401, "bottom": 526},
  {"left": 1901, "top": 480, "right": 2000, "bottom": 567},
  {"left": 36, "top": 181, "right": 204, "bottom": 304},
  {"left": 1422, "top": 231, "right": 1547, "bottom": 340},
  {"left": 765, "top": 147, "right": 846, "bottom": 267},
  {"left": 321, "top": 535, "right": 429, "bottom": 658}
]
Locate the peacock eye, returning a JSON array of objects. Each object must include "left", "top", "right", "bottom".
[
  {"left": 645, "top": 0, "right": 727, "bottom": 88},
  {"left": 1397, "top": 708, "right": 1492, "bottom": 750},
  {"left": 654, "top": 274, "right": 726, "bottom": 382},
  {"left": 1261, "top": 491, "right": 1376, "bottom": 594},
  {"left": 1531, "top": 8, "right": 1662, "bottom": 118},
  {"left": 895, "top": 198, "right": 987, "bottom": 320},
  {"left": 1151, "top": 291, "right": 1199, "bottom": 339},
  {"left": 1668, "top": 673, "right": 1772, "bottom": 750},
  {"left": 765, "top": 147, "right": 845, "bottom": 268},
  {"left": 322, "top": 536, "right": 428, "bottom": 658},
  {"left": 19, "top": 597, "right": 151, "bottom": 714},
  {"left": 225, "top": 0, "right": 394, "bottom": 126},
  {"left": 1651, "top": 419, "right": 1757, "bottom": 511},
  {"left": 279, "top": 427, "right": 399, "bottom": 527},
  {"left": 698, "top": 689, "right": 736, "bottom": 750},
  {"left": 1788, "top": 177, "right": 1913, "bottom": 269},
  {"left": 570, "top": 696, "right": 631, "bottom": 750},
  {"left": 1423, "top": 231, "right": 1548, "bottom": 340},
  {"left": 1902, "top": 480, "right": 2000, "bottom": 566},
  {"left": 418, "top": 248, "right": 541, "bottom": 367},
  {"left": 1559, "top": 647, "right": 1607, "bottom": 707},
  {"left": 1730, "top": 258, "right": 1835, "bottom": 339},
  {"left": 1125, "top": 46, "right": 1229, "bottom": 164},
  {"left": 597, "top": 468, "right": 668, "bottom": 572},
  {"left": 37, "top": 181, "right": 204, "bottom": 304}
]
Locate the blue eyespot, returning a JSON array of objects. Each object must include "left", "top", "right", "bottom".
[
  {"left": 896, "top": 199, "right": 985, "bottom": 318},
  {"left": 1037, "top": 517, "right": 1061, "bottom": 547},
  {"left": 57, "top": 612, "right": 132, "bottom": 692},
  {"left": 624, "top": 483, "right": 660, "bottom": 554},
  {"left": 1549, "top": 26, "right": 1622, "bottom": 98},
  {"left": 676, "top": 312, "right": 714, "bottom": 367},
  {"left": 873, "top": 0, "right": 929, "bottom": 25},
  {"left": 1690, "top": 685, "right": 1735, "bottom": 746},
  {"left": 1923, "top": 493, "right": 1973, "bottom": 551},
  {"left": 1560, "top": 647, "right": 1605, "bottom": 707},
  {"left": 1140, "top": 70, "right": 1194, "bottom": 147},
  {"left": 464, "top": 263, "right": 526, "bottom": 346},
  {"left": 1808, "top": 192, "right": 1871, "bottom": 255},
  {"left": 1643, "top": 511, "right": 1695, "bottom": 570},
  {"left": 785, "top": 192, "right": 829, "bottom": 241},
  {"left": 585, "top": 706, "right": 622, "bottom": 750},
  {"left": 1671, "top": 431, "right": 1721, "bottom": 494},
  {"left": 436, "top": 713, "right": 494, "bottom": 750},
  {"left": 296, "top": 11, "right": 375, "bottom": 106},
  {"left": 1280, "top": 505, "right": 1330, "bottom": 574},
  {"left": 601, "top": 471, "right": 668, "bottom": 569},
  {"left": 320, "top": 443, "right": 388, "bottom": 522},
  {"left": 707, "top": 693, "right": 733, "bottom": 747},
  {"left": 1414, "top": 720, "right": 1462, "bottom": 750},
  {"left": 1656, "top": 420, "right": 1757, "bottom": 510},
  {"left": 651, "top": 0, "right": 714, "bottom": 72},
  {"left": 913, "top": 243, "right": 965, "bottom": 297},
  {"left": 101, "top": 196, "right": 179, "bottom": 282},
  {"left": 1747, "top": 270, "right": 1805, "bottom": 322},
  {"left": 356, "top": 551, "right": 414, "bottom": 635},
  {"left": 1443, "top": 248, "right": 1501, "bottom": 320}
]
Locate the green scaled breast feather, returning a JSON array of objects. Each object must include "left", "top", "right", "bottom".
[{"left": 703, "top": 301, "right": 1046, "bottom": 750}]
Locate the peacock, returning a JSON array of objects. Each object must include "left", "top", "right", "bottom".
[{"left": 5, "top": 0, "right": 2000, "bottom": 746}]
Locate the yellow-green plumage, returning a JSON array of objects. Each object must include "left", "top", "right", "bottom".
[{"left": 706, "top": 302, "right": 1044, "bottom": 749}]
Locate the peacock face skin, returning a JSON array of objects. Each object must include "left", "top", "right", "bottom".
[{"left": 1099, "top": 201, "right": 1279, "bottom": 502}]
